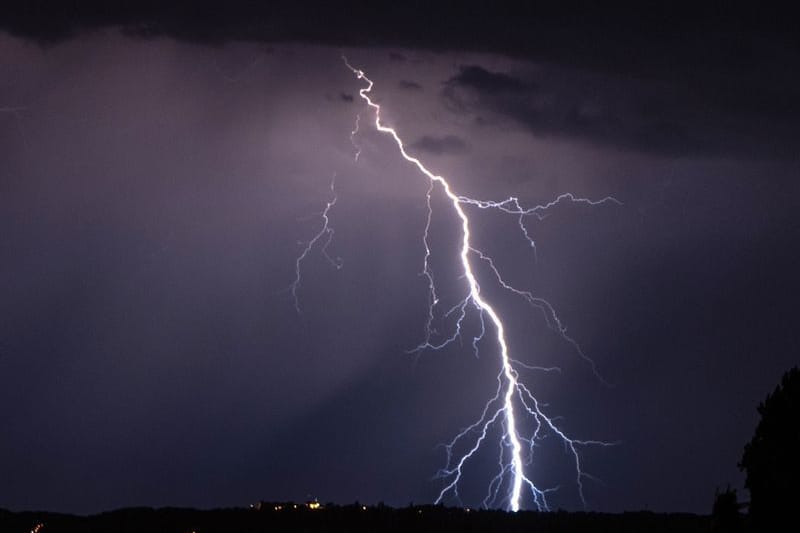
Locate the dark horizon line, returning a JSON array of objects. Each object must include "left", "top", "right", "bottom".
[{"left": 1, "top": 500, "right": 715, "bottom": 517}]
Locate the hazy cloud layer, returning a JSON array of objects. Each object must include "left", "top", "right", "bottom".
[
  {"left": 444, "top": 64, "right": 800, "bottom": 158},
  {"left": 4, "top": 3, "right": 798, "bottom": 159},
  {"left": 447, "top": 65, "right": 532, "bottom": 95},
  {"left": 398, "top": 80, "right": 422, "bottom": 91},
  {"left": 410, "top": 134, "right": 469, "bottom": 155}
]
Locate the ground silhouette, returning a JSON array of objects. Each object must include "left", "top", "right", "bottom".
[
  {"left": 1, "top": 503, "right": 711, "bottom": 533},
  {"left": 739, "top": 366, "right": 800, "bottom": 530}
]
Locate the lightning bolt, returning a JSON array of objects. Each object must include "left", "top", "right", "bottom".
[
  {"left": 290, "top": 173, "right": 342, "bottom": 313},
  {"left": 294, "top": 56, "right": 619, "bottom": 511},
  {"left": 350, "top": 112, "right": 362, "bottom": 161},
  {"left": 338, "top": 57, "right": 621, "bottom": 512}
]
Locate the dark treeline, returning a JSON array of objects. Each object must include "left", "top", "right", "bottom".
[{"left": 1, "top": 504, "right": 711, "bottom": 533}]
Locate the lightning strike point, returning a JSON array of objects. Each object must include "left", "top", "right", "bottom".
[{"left": 334, "top": 56, "right": 618, "bottom": 511}]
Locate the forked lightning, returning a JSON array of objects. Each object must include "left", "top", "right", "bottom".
[{"left": 293, "top": 56, "right": 619, "bottom": 511}]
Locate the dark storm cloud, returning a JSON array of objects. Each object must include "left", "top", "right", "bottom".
[
  {"left": 444, "top": 64, "right": 800, "bottom": 158},
  {"left": 398, "top": 80, "right": 422, "bottom": 91},
  {"left": 340, "top": 92, "right": 354, "bottom": 102},
  {"left": 447, "top": 66, "right": 532, "bottom": 94},
  {"left": 4, "top": 2, "right": 797, "bottom": 73},
  {"left": 3, "top": 2, "right": 798, "bottom": 159},
  {"left": 410, "top": 134, "right": 468, "bottom": 155}
]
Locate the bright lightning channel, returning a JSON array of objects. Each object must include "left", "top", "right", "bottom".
[
  {"left": 339, "top": 57, "right": 619, "bottom": 512},
  {"left": 294, "top": 57, "right": 619, "bottom": 512}
]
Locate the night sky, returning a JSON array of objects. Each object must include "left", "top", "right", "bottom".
[{"left": 2, "top": 2, "right": 799, "bottom": 515}]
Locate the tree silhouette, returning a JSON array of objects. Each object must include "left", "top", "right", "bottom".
[
  {"left": 738, "top": 367, "right": 800, "bottom": 528},
  {"left": 711, "top": 485, "right": 741, "bottom": 533}
]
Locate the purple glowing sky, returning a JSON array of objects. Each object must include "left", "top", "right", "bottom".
[{"left": 1, "top": 6, "right": 799, "bottom": 514}]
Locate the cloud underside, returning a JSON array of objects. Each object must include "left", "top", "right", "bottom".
[
  {"left": 398, "top": 80, "right": 422, "bottom": 91},
  {"left": 3, "top": 3, "right": 798, "bottom": 158},
  {"left": 3, "top": 4, "right": 796, "bottom": 72},
  {"left": 444, "top": 65, "right": 800, "bottom": 158},
  {"left": 410, "top": 135, "right": 468, "bottom": 155}
]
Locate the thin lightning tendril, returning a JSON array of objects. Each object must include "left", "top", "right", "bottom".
[
  {"left": 350, "top": 113, "right": 362, "bottom": 161},
  {"left": 293, "top": 57, "right": 620, "bottom": 511},
  {"left": 290, "top": 173, "right": 342, "bottom": 313}
]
